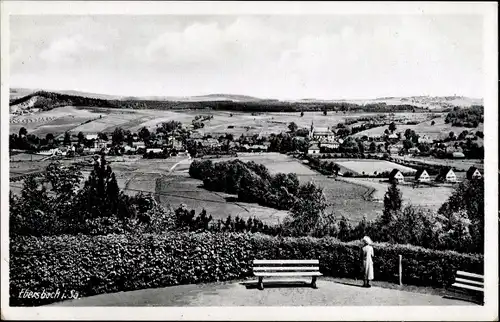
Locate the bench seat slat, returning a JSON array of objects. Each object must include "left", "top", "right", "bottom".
[
  {"left": 456, "top": 271, "right": 484, "bottom": 280},
  {"left": 455, "top": 277, "right": 484, "bottom": 286},
  {"left": 254, "top": 272, "right": 323, "bottom": 277},
  {"left": 253, "top": 260, "right": 319, "bottom": 265},
  {"left": 254, "top": 267, "right": 319, "bottom": 271},
  {"left": 452, "top": 282, "right": 484, "bottom": 292}
]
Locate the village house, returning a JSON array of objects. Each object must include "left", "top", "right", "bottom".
[
  {"left": 414, "top": 169, "right": 431, "bottom": 183},
  {"left": 309, "top": 122, "right": 335, "bottom": 143},
  {"left": 466, "top": 166, "right": 482, "bottom": 180},
  {"left": 435, "top": 167, "right": 457, "bottom": 183},
  {"left": 388, "top": 145, "right": 402, "bottom": 155},
  {"left": 38, "top": 148, "right": 63, "bottom": 156},
  {"left": 167, "top": 137, "right": 184, "bottom": 150},
  {"left": 408, "top": 147, "right": 420, "bottom": 155},
  {"left": 465, "top": 133, "right": 476, "bottom": 140},
  {"left": 85, "top": 134, "right": 98, "bottom": 141},
  {"left": 387, "top": 133, "right": 399, "bottom": 143},
  {"left": 196, "top": 138, "right": 221, "bottom": 148},
  {"left": 308, "top": 142, "right": 320, "bottom": 155},
  {"left": 146, "top": 148, "right": 164, "bottom": 154},
  {"left": 245, "top": 144, "right": 268, "bottom": 152},
  {"left": 190, "top": 131, "right": 203, "bottom": 140},
  {"left": 389, "top": 169, "right": 405, "bottom": 183},
  {"left": 123, "top": 145, "right": 137, "bottom": 153},
  {"left": 452, "top": 151, "right": 465, "bottom": 159},
  {"left": 418, "top": 135, "right": 434, "bottom": 144},
  {"left": 321, "top": 142, "right": 340, "bottom": 150},
  {"left": 132, "top": 141, "right": 146, "bottom": 149}
]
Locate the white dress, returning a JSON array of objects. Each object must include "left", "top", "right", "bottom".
[{"left": 362, "top": 245, "right": 374, "bottom": 281}]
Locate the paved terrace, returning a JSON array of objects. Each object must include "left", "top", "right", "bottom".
[{"left": 49, "top": 278, "right": 475, "bottom": 306}]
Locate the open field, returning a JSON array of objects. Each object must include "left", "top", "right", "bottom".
[
  {"left": 96, "top": 155, "right": 289, "bottom": 224},
  {"left": 8, "top": 152, "right": 459, "bottom": 226},
  {"left": 208, "top": 153, "right": 382, "bottom": 222},
  {"left": 352, "top": 115, "right": 483, "bottom": 141},
  {"left": 210, "top": 152, "right": 317, "bottom": 175},
  {"left": 10, "top": 105, "right": 435, "bottom": 138},
  {"left": 391, "top": 156, "right": 484, "bottom": 172},
  {"left": 9, "top": 106, "right": 103, "bottom": 136},
  {"left": 339, "top": 177, "right": 455, "bottom": 212},
  {"left": 155, "top": 172, "right": 289, "bottom": 224},
  {"left": 298, "top": 174, "right": 383, "bottom": 223},
  {"left": 10, "top": 153, "right": 48, "bottom": 162},
  {"left": 331, "top": 160, "right": 417, "bottom": 176}
]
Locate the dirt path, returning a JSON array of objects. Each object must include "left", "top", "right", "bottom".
[{"left": 50, "top": 278, "right": 473, "bottom": 307}]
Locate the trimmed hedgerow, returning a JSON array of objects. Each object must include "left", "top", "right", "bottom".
[{"left": 10, "top": 232, "right": 483, "bottom": 306}]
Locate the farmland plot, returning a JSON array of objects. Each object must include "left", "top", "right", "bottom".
[
  {"left": 9, "top": 106, "right": 102, "bottom": 135},
  {"left": 352, "top": 115, "right": 483, "bottom": 140},
  {"left": 208, "top": 153, "right": 382, "bottom": 223},
  {"left": 156, "top": 172, "right": 289, "bottom": 224},
  {"left": 296, "top": 175, "right": 382, "bottom": 223},
  {"left": 339, "top": 177, "right": 454, "bottom": 211},
  {"left": 332, "top": 160, "right": 417, "bottom": 176}
]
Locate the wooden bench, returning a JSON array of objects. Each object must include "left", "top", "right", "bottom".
[
  {"left": 450, "top": 270, "right": 484, "bottom": 304},
  {"left": 252, "top": 259, "right": 322, "bottom": 290}
]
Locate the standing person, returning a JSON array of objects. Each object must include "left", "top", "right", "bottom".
[{"left": 361, "top": 236, "right": 374, "bottom": 288}]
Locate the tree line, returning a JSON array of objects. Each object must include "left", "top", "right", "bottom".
[{"left": 11, "top": 91, "right": 429, "bottom": 113}]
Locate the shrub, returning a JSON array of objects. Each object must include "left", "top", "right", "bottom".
[{"left": 10, "top": 232, "right": 483, "bottom": 306}]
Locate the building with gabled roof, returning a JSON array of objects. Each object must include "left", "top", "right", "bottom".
[
  {"left": 435, "top": 167, "right": 457, "bottom": 183},
  {"left": 389, "top": 169, "right": 405, "bottom": 183},
  {"left": 414, "top": 169, "right": 431, "bottom": 183},
  {"left": 308, "top": 142, "right": 320, "bottom": 154},
  {"left": 466, "top": 166, "right": 482, "bottom": 180}
]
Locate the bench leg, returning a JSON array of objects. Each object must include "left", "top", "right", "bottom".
[
  {"left": 258, "top": 277, "right": 264, "bottom": 290},
  {"left": 311, "top": 276, "right": 317, "bottom": 289}
]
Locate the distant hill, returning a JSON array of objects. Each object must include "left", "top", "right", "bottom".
[
  {"left": 291, "top": 96, "right": 483, "bottom": 110},
  {"left": 10, "top": 88, "right": 265, "bottom": 103},
  {"left": 9, "top": 88, "right": 483, "bottom": 114}
]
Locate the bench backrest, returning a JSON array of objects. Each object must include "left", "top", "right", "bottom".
[
  {"left": 456, "top": 270, "right": 484, "bottom": 288},
  {"left": 253, "top": 259, "right": 320, "bottom": 272}
]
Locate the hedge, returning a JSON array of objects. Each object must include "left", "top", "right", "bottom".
[{"left": 10, "top": 232, "right": 483, "bottom": 306}]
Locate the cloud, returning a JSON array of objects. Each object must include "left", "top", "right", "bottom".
[
  {"left": 39, "top": 34, "right": 106, "bottom": 64},
  {"left": 10, "top": 15, "right": 484, "bottom": 99}
]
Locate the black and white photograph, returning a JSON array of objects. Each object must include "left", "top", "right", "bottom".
[{"left": 1, "top": 1, "right": 498, "bottom": 320}]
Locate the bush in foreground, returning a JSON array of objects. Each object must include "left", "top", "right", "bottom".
[{"left": 10, "top": 232, "right": 483, "bottom": 306}]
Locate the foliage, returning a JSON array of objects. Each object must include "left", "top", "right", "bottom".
[
  {"left": 10, "top": 157, "right": 175, "bottom": 236},
  {"left": 445, "top": 105, "right": 484, "bottom": 127},
  {"left": 10, "top": 232, "right": 483, "bottom": 306},
  {"left": 438, "top": 179, "right": 484, "bottom": 253},
  {"left": 382, "top": 182, "right": 402, "bottom": 224}
]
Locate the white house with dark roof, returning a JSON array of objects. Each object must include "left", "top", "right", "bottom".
[
  {"left": 415, "top": 169, "right": 431, "bottom": 183},
  {"left": 466, "top": 166, "right": 482, "bottom": 180},
  {"left": 389, "top": 169, "right": 405, "bottom": 183},
  {"left": 308, "top": 142, "right": 320, "bottom": 154},
  {"left": 309, "top": 122, "right": 335, "bottom": 143},
  {"left": 436, "top": 167, "right": 457, "bottom": 183}
]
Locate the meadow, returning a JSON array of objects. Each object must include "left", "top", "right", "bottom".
[
  {"left": 391, "top": 155, "right": 484, "bottom": 172},
  {"left": 331, "top": 159, "right": 417, "bottom": 176},
  {"left": 209, "top": 153, "right": 382, "bottom": 222},
  {"left": 339, "top": 177, "right": 455, "bottom": 211},
  {"left": 9, "top": 105, "right": 433, "bottom": 139},
  {"left": 352, "top": 115, "right": 484, "bottom": 140}
]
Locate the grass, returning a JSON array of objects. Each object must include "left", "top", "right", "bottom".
[
  {"left": 332, "top": 160, "right": 417, "bottom": 176},
  {"left": 10, "top": 153, "right": 47, "bottom": 162},
  {"left": 297, "top": 175, "right": 382, "bottom": 223},
  {"left": 352, "top": 115, "right": 484, "bottom": 140},
  {"left": 155, "top": 172, "right": 289, "bottom": 224},
  {"left": 10, "top": 106, "right": 435, "bottom": 139},
  {"left": 392, "top": 155, "right": 484, "bottom": 172},
  {"left": 339, "top": 177, "right": 455, "bottom": 211}
]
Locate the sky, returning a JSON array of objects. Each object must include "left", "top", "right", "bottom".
[{"left": 9, "top": 15, "right": 484, "bottom": 100}]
